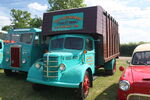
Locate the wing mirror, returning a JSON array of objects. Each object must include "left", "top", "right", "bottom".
[
  {"left": 119, "top": 66, "right": 125, "bottom": 71},
  {"left": 126, "top": 60, "right": 130, "bottom": 64}
]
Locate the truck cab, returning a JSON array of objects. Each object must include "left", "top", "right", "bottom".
[
  {"left": 28, "top": 34, "right": 95, "bottom": 99},
  {"left": 0, "top": 28, "right": 48, "bottom": 76}
]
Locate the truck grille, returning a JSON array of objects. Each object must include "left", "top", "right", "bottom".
[
  {"left": 43, "top": 56, "right": 59, "bottom": 81},
  {"left": 11, "top": 47, "right": 20, "bottom": 67},
  {"left": 127, "top": 94, "right": 150, "bottom": 100}
]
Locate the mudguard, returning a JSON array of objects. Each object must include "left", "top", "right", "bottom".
[
  {"left": 60, "top": 64, "right": 92, "bottom": 83},
  {"left": 104, "top": 58, "right": 116, "bottom": 70},
  {"left": 27, "top": 63, "right": 92, "bottom": 88}
]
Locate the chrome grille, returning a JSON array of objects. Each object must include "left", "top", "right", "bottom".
[
  {"left": 127, "top": 94, "right": 150, "bottom": 100},
  {"left": 43, "top": 56, "right": 59, "bottom": 81}
]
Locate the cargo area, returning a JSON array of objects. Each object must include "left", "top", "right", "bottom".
[{"left": 42, "top": 6, "right": 120, "bottom": 65}]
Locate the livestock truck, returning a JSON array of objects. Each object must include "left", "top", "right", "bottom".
[
  {"left": 27, "top": 6, "right": 120, "bottom": 99},
  {"left": 0, "top": 28, "right": 48, "bottom": 76}
]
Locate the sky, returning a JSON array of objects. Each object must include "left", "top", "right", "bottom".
[{"left": 0, "top": 0, "right": 150, "bottom": 43}]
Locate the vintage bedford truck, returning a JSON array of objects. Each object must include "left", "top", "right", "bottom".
[
  {"left": 27, "top": 6, "right": 120, "bottom": 99},
  {"left": 118, "top": 44, "right": 150, "bottom": 100},
  {"left": 0, "top": 28, "right": 48, "bottom": 76}
]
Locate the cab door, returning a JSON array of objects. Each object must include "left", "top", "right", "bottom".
[
  {"left": 85, "top": 38, "right": 95, "bottom": 68},
  {"left": 0, "top": 39, "right": 4, "bottom": 64}
]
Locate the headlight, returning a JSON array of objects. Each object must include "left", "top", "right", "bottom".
[
  {"left": 35, "top": 63, "right": 41, "bottom": 69},
  {"left": 119, "top": 80, "right": 130, "bottom": 91},
  {"left": 5, "top": 58, "right": 9, "bottom": 62},
  {"left": 6, "top": 51, "right": 9, "bottom": 54},
  {"left": 60, "top": 64, "right": 66, "bottom": 71},
  {"left": 22, "top": 59, "right": 26, "bottom": 64}
]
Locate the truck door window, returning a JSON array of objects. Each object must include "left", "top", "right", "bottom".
[{"left": 86, "top": 39, "right": 93, "bottom": 51}]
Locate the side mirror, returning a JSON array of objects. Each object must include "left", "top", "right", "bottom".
[
  {"left": 119, "top": 66, "right": 125, "bottom": 71},
  {"left": 126, "top": 60, "right": 130, "bottom": 64}
]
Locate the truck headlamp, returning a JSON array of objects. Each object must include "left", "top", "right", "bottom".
[
  {"left": 35, "top": 63, "right": 41, "bottom": 69},
  {"left": 119, "top": 80, "right": 130, "bottom": 91},
  {"left": 6, "top": 51, "right": 9, "bottom": 54},
  {"left": 60, "top": 64, "right": 66, "bottom": 71},
  {"left": 5, "top": 58, "right": 9, "bottom": 62},
  {"left": 22, "top": 59, "right": 26, "bottom": 64}
]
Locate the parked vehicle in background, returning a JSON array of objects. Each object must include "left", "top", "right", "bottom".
[
  {"left": 27, "top": 6, "right": 120, "bottom": 99},
  {"left": 0, "top": 28, "right": 48, "bottom": 76},
  {"left": 118, "top": 44, "right": 150, "bottom": 100},
  {"left": 0, "top": 39, "right": 4, "bottom": 64}
]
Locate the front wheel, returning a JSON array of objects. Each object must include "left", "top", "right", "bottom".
[{"left": 79, "top": 71, "right": 90, "bottom": 100}]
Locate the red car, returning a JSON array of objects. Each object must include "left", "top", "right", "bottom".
[{"left": 118, "top": 44, "right": 150, "bottom": 100}]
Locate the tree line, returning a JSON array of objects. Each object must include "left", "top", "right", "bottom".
[
  {"left": 2, "top": 0, "right": 86, "bottom": 31},
  {"left": 120, "top": 42, "right": 150, "bottom": 56}
]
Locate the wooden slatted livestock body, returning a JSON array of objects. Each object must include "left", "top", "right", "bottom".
[{"left": 42, "top": 6, "right": 120, "bottom": 65}]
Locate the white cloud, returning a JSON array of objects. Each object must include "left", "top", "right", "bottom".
[
  {"left": 28, "top": 2, "right": 48, "bottom": 11},
  {"left": 0, "top": 16, "right": 11, "bottom": 30},
  {"left": 0, "top": 6, "right": 11, "bottom": 30},
  {"left": 84, "top": 0, "right": 150, "bottom": 43}
]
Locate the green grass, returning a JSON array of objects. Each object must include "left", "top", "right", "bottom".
[{"left": 0, "top": 59, "right": 128, "bottom": 100}]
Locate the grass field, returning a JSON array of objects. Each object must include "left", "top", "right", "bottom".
[{"left": 0, "top": 58, "right": 129, "bottom": 100}]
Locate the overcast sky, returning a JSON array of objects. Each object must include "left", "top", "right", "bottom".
[{"left": 0, "top": 0, "right": 150, "bottom": 43}]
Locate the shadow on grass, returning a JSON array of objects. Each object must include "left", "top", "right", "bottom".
[
  {"left": 95, "top": 83, "right": 118, "bottom": 100},
  {"left": 30, "top": 86, "right": 80, "bottom": 100},
  {"left": 94, "top": 68, "right": 110, "bottom": 77},
  {"left": 0, "top": 71, "right": 80, "bottom": 100}
]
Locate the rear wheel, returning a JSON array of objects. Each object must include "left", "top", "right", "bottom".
[
  {"left": 4, "top": 69, "right": 13, "bottom": 76},
  {"left": 79, "top": 71, "right": 90, "bottom": 100}
]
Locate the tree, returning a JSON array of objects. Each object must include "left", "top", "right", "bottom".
[
  {"left": 2, "top": 9, "right": 42, "bottom": 31},
  {"left": 2, "top": 25, "right": 13, "bottom": 31},
  {"left": 30, "top": 16, "right": 42, "bottom": 28},
  {"left": 47, "top": 0, "right": 86, "bottom": 11},
  {"left": 10, "top": 9, "right": 32, "bottom": 28}
]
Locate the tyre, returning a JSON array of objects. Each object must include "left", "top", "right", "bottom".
[
  {"left": 4, "top": 69, "right": 13, "bottom": 76},
  {"left": 79, "top": 71, "right": 90, "bottom": 100}
]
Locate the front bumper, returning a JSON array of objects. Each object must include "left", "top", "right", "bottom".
[{"left": 27, "top": 78, "right": 80, "bottom": 88}]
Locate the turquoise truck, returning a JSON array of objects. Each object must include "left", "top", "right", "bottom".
[
  {"left": 0, "top": 28, "right": 48, "bottom": 76},
  {"left": 27, "top": 6, "right": 120, "bottom": 99}
]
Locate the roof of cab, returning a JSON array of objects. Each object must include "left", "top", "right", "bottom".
[
  {"left": 133, "top": 44, "right": 150, "bottom": 53},
  {"left": 8, "top": 28, "right": 41, "bottom": 34}
]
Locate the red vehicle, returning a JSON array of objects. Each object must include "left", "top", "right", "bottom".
[{"left": 118, "top": 44, "right": 150, "bottom": 100}]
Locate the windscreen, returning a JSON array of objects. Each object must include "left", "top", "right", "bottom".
[
  {"left": 11, "top": 33, "right": 33, "bottom": 44},
  {"left": 65, "top": 37, "right": 83, "bottom": 50},
  {"left": 132, "top": 51, "right": 150, "bottom": 65},
  {"left": 50, "top": 38, "right": 64, "bottom": 49},
  {"left": 50, "top": 37, "right": 83, "bottom": 50}
]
